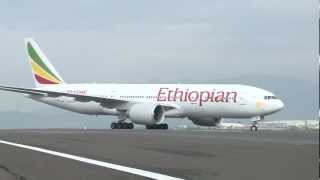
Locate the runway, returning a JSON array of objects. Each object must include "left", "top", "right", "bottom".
[{"left": 0, "top": 129, "right": 318, "bottom": 180}]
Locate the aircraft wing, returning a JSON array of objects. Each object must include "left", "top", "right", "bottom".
[
  {"left": 0, "top": 85, "right": 177, "bottom": 110},
  {"left": 0, "top": 85, "right": 130, "bottom": 109}
]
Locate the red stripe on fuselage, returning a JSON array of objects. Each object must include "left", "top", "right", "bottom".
[{"left": 34, "top": 74, "right": 58, "bottom": 84}]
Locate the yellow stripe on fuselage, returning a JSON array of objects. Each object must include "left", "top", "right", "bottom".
[{"left": 31, "top": 60, "right": 61, "bottom": 83}]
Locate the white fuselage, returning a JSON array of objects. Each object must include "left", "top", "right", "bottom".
[{"left": 29, "top": 84, "right": 284, "bottom": 120}]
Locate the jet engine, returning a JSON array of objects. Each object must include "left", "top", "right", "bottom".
[
  {"left": 189, "top": 117, "right": 222, "bottom": 126},
  {"left": 128, "top": 103, "right": 165, "bottom": 125}
]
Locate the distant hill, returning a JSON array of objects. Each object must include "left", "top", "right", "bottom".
[{"left": 0, "top": 110, "right": 108, "bottom": 129}]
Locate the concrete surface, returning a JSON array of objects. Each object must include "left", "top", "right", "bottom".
[{"left": 0, "top": 129, "right": 318, "bottom": 180}]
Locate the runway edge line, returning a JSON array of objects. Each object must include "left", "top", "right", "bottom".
[{"left": 0, "top": 140, "right": 184, "bottom": 180}]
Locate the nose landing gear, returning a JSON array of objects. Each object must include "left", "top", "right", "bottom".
[
  {"left": 250, "top": 122, "right": 258, "bottom": 131},
  {"left": 250, "top": 116, "right": 264, "bottom": 131}
]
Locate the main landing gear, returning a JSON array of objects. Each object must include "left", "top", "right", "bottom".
[
  {"left": 146, "top": 124, "right": 169, "bottom": 130},
  {"left": 111, "top": 122, "right": 134, "bottom": 129}
]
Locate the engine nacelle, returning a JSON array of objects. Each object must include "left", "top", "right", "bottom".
[
  {"left": 189, "top": 117, "right": 222, "bottom": 126},
  {"left": 128, "top": 103, "right": 165, "bottom": 125}
]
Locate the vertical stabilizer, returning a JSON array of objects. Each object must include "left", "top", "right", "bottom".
[{"left": 24, "top": 38, "right": 65, "bottom": 87}]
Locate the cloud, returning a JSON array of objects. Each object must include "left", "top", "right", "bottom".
[
  {"left": 0, "top": 0, "right": 316, "bottom": 120},
  {"left": 162, "top": 23, "right": 214, "bottom": 33}
]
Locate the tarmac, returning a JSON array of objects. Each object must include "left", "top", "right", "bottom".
[{"left": 0, "top": 129, "right": 318, "bottom": 180}]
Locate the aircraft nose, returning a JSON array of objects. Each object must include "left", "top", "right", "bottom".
[
  {"left": 265, "top": 99, "right": 284, "bottom": 114},
  {"left": 276, "top": 100, "right": 284, "bottom": 111}
]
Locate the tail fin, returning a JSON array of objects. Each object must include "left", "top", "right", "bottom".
[{"left": 24, "top": 38, "right": 65, "bottom": 87}]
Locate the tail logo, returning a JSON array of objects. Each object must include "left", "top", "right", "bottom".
[{"left": 27, "top": 42, "right": 63, "bottom": 84}]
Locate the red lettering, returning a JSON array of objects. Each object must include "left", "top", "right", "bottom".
[
  {"left": 210, "top": 91, "right": 215, "bottom": 102},
  {"left": 184, "top": 89, "right": 189, "bottom": 101},
  {"left": 174, "top": 88, "right": 184, "bottom": 101},
  {"left": 226, "top": 92, "right": 237, "bottom": 103},
  {"left": 157, "top": 88, "right": 168, "bottom": 101},
  {"left": 157, "top": 88, "right": 238, "bottom": 105},
  {"left": 199, "top": 91, "right": 210, "bottom": 106},
  {"left": 188, "top": 91, "right": 199, "bottom": 102},
  {"left": 167, "top": 90, "right": 174, "bottom": 101},
  {"left": 215, "top": 91, "right": 225, "bottom": 102}
]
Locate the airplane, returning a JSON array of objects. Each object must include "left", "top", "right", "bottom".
[{"left": 0, "top": 38, "right": 284, "bottom": 131}]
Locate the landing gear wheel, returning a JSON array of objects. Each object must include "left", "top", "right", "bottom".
[
  {"left": 116, "top": 123, "right": 122, "bottom": 129},
  {"left": 250, "top": 125, "right": 258, "bottom": 131},
  {"left": 122, "top": 123, "right": 127, "bottom": 129},
  {"left": 128, "top": 123, "right": 134, "bottom": 129},
  {"left": 111, "top": 123, "right": 117, "bottom": 129},
  {"left": 111, "top": 122, "right": 134, "bottom": 129},
  {"left": 146, "top": 124, "right": 169, "bottom": 130}
]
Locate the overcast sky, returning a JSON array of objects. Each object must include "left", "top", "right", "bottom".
[{"left": 0, "top": 1, "right": 317, "bottom": 119}]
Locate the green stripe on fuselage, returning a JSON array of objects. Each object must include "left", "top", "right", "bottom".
[{"left": 27, "top": 43, "right": 61, "bottom": 81}]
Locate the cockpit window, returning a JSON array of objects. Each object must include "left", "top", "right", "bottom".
[{"left": 264, "top": 96, "right": 277, "bottom": 100}]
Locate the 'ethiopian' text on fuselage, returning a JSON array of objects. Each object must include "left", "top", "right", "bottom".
[{"left": 157, "top": 88, "right": 238, "bottom": 106}]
